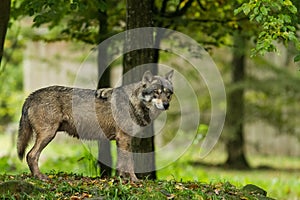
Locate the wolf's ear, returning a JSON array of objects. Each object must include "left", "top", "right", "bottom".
[
  {"left": 165, "top": 70, "right": 174, "bottom": 81},
  {"left": 142, "top": 70, "right": 154, "bottom": 84}
]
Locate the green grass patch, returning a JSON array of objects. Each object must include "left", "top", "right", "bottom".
[
  {"left": 157, "top": 148, "right": 300, "bottom": 200},
  {"left": 0, "top": 134, "right": 299, "bottom": 199},
  {"left": 0, "top": 172, "right": 274, "bottom": 199}
]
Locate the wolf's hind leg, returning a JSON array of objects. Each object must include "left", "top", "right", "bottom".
[{"left": 27, "top": 128, "right": 57, "bottom": 180}]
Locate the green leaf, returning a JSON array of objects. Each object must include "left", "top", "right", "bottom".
[
  {"left": 255, "top": 14, "right": 262, "bottom": 22},
  {"left": 33, "top": 15, "right": 45, "bottom": 26},
  {"left": 234, "top": 7, "right": 243, "bottom": 16},
  {"left": 242, "top": 4, "right": 251, "bottom": 15},
  {"left": 70, "top": 3, "right": 77, "bottom": 10},
  {"left": 287, "top": 26, "right": 296, "bottom": 32},
  {"left": 260, "top": 6, "right": 268, "bottom": 15},
  {"left": 197, "top": 124, "right": 208, "bottom": 135},
  {"left": 29, "top": 8, "right": 35, "bottom": 16},
  {"left": 288, "top": 5, "right": 297, "bottom": 14},
  {"left": 253, "top": 7, "right": 259, "bottom": 15},
  {"left": 97, "top": 0, "right": 107, "bottom": 12},
  {"left": 293, "top": 54, "right": 300, "bottom": 62}
]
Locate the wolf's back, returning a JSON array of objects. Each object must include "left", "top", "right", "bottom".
[{"left": 17, "top": 98, "right": 33, "bottom": 160}]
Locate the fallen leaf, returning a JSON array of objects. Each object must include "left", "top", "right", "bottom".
[
  {"left": 70, "top": 196, "right": 80, "bottom": 200},
  {"left": 215, "top": 189, "right": 220, "bottom": 195},
  {"left": 167, "top": 194, "right": 175, "bottom": 199},
  {"left": 175, "top": 183, "right": 184, "bottom": 190}
]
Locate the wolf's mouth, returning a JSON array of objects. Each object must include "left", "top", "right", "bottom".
[{"left": 155, "top": 103, "right": 169, "bottom": 110}]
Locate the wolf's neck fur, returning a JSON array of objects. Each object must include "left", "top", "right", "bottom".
[{"left": 129, "top": 100, "right": 151, "bottom": 126}]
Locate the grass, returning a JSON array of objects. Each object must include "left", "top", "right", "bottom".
[
  {"left": 158, "top": 154, "right": 300, "bottom": 199},
  {"left": 158, "top": 145, "right": 300, "bottom": 200},
  {"left": 0, "top": 173, "right": 274, "bottom": 199},
  {"left": 0, "top": 133, "right": 299, "bottom": 199}
]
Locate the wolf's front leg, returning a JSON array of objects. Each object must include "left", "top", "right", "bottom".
[{"left": 115, "top": 131, "right": 138, "bottom": 182}]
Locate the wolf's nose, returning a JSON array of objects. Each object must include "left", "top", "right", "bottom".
[{"left": 163, "top": 102, "right": 169, "bottom": 110}]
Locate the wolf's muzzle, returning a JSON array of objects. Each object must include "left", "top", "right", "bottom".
[{"left": 163, "top": 102, "right": 169, "bottom": 110}]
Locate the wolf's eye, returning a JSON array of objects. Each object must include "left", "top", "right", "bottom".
[
  {"left": 153, "top": 89, "right": 161, "bottom": 98},
  {"left": 166, "top": 93, "right": 172, "bottom": 99},
  {"left": 163, "top": 88, "right": 172, "bottom": 93},
  {"left": 154, "top": 89, "right": 161, "bottom": 94}
]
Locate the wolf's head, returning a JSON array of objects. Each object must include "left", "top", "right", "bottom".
[{"left": 139, "top": 70, "right": 174, "bottom": 110}]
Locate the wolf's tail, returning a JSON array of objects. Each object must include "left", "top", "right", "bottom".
[{"left": 17, "top": 100, "right": 33, "bottom": 160}]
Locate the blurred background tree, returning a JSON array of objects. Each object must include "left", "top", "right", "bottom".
[
  {"left": 0, "top": 0, "right": 23, "bottom": 133},
  {"left": 153, "top": 0, "right": 300, "bottom": 168},
  {"left": 0, "top": 0, "right": 11, "bottom": 67}
]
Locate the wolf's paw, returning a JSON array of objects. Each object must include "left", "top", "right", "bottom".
[
  {"left": 34, "top": 173, "right": 50, "bottom": 181},
  {"left": 117, "top": 170, "right": 139, "bottom": 182},
  {"left": 129, "top": 173, "right": 139, "bottom": 183},
  {"left": 95, "top": 88, "right": 113, "bottom": 99}
]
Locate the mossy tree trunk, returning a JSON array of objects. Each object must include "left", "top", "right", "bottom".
[{"left": 123, "top": 0, "right": 157, "bottom": 180}]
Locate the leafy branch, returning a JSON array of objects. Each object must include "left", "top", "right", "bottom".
[{"left": 235, "top": 0, "right": 300, "bottom": 61}]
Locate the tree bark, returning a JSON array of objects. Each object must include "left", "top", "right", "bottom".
[
  {"left": 225, "top": 33, "right": 249, "bottom": 169},
  {"left": 123, "top": 0, "right": 157, "bottom": 179},
  {"left": 0, "top": 0, "right": 11, "bottom": 67},
  {"left": 97, "top": 8, "right": 113, "bottom": 178}
]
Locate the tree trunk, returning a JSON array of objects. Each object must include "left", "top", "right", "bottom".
[
  {"left": 225, "top": 33, "right": 249, "bottom": 169},
  {"left": 97, "top": 8, "right": 113, "bottom": 178},
  {"left": 123, "top": 0, "right": 157, "bottom": 180},
  {"left": 0, "top": 0, "right": 11, "bottom": 67}
]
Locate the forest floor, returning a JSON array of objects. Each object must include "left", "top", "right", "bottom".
[
  {"left": 0, "top": 133, "right": 299, "bottom": 199},
  {"left": 0, "top": 172, "right": 274, "bottom": 200}
]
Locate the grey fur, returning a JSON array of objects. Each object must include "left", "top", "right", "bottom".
[{"left": 17, "top": 70, "right": 174, "bottom": 181}]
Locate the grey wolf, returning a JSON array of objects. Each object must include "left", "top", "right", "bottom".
[{"left": 17, "top": 70, "right": 174, "bottom": 181}]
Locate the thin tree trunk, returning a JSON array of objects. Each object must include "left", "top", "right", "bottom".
[
  {"left": 123, "top": 0, "right": 157, "bottom": 180},
  {"left": 225, "top": 33, "right": 249, "bottom": 169},
  {"left": 97, "top": 8, "right": 113, "bottom": 178},
  {"left": 0, "top": 0, "right": 11, "bottom": 67}
]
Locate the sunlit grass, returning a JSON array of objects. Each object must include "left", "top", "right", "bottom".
[
  {"left": 157, "top": 145, "right": 300, "bottom": 200},
  {"left": 0, "top": 133, "right": 299, "bottom": 199}
]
